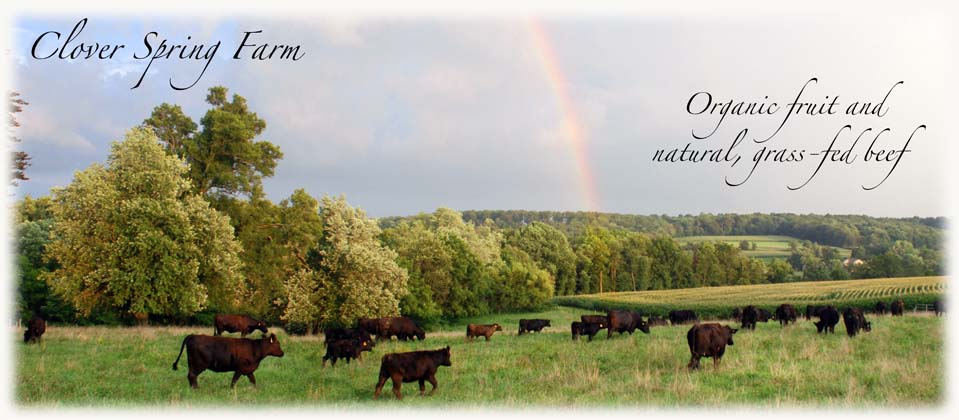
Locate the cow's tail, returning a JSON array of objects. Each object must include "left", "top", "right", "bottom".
[{"left": 172, "top": 335, "right": 192, "bottom": 371}]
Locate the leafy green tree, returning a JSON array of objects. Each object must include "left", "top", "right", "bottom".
[
  {"left": 282, "top": 195, "right": 408, "bottom": 330},
  {"left": 144, "top": 86, "right": 283, "bottom": 198},
  {"left": 42, "top": 128, "right": 244, "bottom": 324},
  {"left": 504, "top": 222, "right": 577, "bottom": 295},
  {"left": 10, "top": 91, "right": 30, "bottom": 184}
]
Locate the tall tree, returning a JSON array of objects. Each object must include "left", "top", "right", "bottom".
[
  {"left": 42, "top": 128, "right": 244, "bottom": 324},
  {"left": 143, "top": 86, "right": 283, "bottom": 198},
  {"left": 9, "top": 91, "right": 30, "bottom": 183}
]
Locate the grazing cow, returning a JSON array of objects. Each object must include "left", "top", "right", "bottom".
[
  {"left": 606, "top": 310, "right": 650, "bottom": 339},
  {"left": 23, "top": 315, "right": 46, "bottom": 344},
  {"left": 647, "top": 315, "right": 669, "bottom": 327},
  {"left": 933, "top": 300, "right": 944, "bottom": 317},
  {"left": 842, "top": 307, "right": 872, "bottom": 338},
  {"left": 324, "top": 327, "right": 374, "bottom": 346},
  {"left": 874, "top": 301, "right": 888, "bottom": 315},
  {"left": 758, "top": 308, "right": 773, "bottom": 323},
  {"left": 814, "top": 306, "right": 840, "bottom": 334},
  {"left": 740, "top": 305, "right": 760, "bottom": 330},
  {"left": 466, "top": 324, "right": 502, "bottom": 341},
  {"left": 686, "top": 323, "right": 738, "bottom": 370},
  {"left": 669, "top": 309, "right": 699, "bottom": 325},
  {"left": 172, "top": 333, "right": 284, "bottom": 388},
  {"left": 518, "top": 319, "right": 551, "bottom": 335},
  {"left": 384, "top": 317, "right": 427, "bottom": 341},
  {"left": 358, "top": 318, "right": 381, "bottom": 337},
  {"left": 731, "top": 307, "right": 743, "bottom": 321},
  {"left": 323, "top": 338, "right": 374, "bottom": 367},
  {"left": 890, "top": 299, "right": 905, "bottom": 316},
  {"left": 805, "top": 305, "right": 825, "bottom": 321},
  {"left": 213, "top": 314, "right": 268, "bottom": 337},
  {"left": 571, "top": 321, "right": 603, "bottom": 341},
  {"left": 580, "top": 315, "right": 608, "bottom": 329},
  {"left": 775, "top": 304, "right": 798, "bottom": 327},
  {"left": 374, "top": 346, "right": 451, "bottom": 400}
]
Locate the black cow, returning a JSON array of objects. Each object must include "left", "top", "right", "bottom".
[
  {"left": 814, "top": 306, "right": 840, "bottom": 334},
  {"left": 686, "top": 323, "right": 738, "bottom": 370},
  {"left": 933, "top": 300, "right": 944, "bottom": 317},
  {"left": 606, "top": 310, "right": 650, "bottom": 339},
  {"left": 213, "top": 314, "right": 268, "bottom": 337},
  {"left": 23, "top": 315, "right": 46, "bottom": 344},
  {"left": 874, "top": 301, "right": 888, "bottom": 315},
  {"left": 580, "top": 315, "right": 608, "bottom": 329},
  {"left": 740, "top": 305, "right": 760, "bottom": 330},
  {"left": 805, "top": 305, "right": 825, "bottom": 321},
  {"left": 571, "top": 321, "right": 602, "bottom": 341},
  {"left": 378, "top": 317, "right": 427, "bottom": 341},
  {"left": 842, "top": 307, "right": 872, "bottom": 338},
  {"left": 323, "top": 338, "right": 374, "bottom": 367},
  {"left": 731, "top": 307, "right": 743, "bottom": 321},
  {"left": 374, "top": 346, "right": 451, "bottom": 400},
  {"left": 172, "top": 333, "right": 284, "bottom": 388},
  {"left": 669, "top": 310, "right": 699, "bottom": 325},
  {"left": 647, "top": 315, "right": 669, "bottom": 327},
  {"left": 324, "top": 327, "right": 374, "bottom": 347},
  {"left": 775, "top": 304, "right": 798, "bottom": 327},
  {"left": 518, "top": 319, "right": 551, "bottom": 335},
  {"left": 890, "top": 299, "right": 905, "bottom": 316},
  {"left": 758, "top": 308, "right": 773, "bottom": 323}
]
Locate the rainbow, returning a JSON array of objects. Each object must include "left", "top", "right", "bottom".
[{"left": 527, "top": 19, "right": 602, "bottom": 212}]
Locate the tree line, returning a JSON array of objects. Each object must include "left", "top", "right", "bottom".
[{"left": 12, "top": 87, "right": 946, "bottom": 329}]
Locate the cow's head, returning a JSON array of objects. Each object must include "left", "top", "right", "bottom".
[
  {"left": 863, "top": 321, "right": 872, "bottom": 332},
  {"left": 255, "top": 320, "right": 268, "bottom": 334},
  {"left": 724, "top": 326, "right": 739, "bottom": 345},
  {"left": 493, "top": 324, "right": 502, "bottom": 332},
  {"left": 638, "top": 317, "right": 651, "bottom": 334},
  {"left": 439, "top": 346, "right": 452, "bottom": 366},
  {"left": 263, "top": 333, "right": 284, "bottom": 357},
  {"left": 359, "top": 339, "right": 374, "bottom": 352},
  {"left": 544, "top": 320, "right": 551, "bottom": 327}
]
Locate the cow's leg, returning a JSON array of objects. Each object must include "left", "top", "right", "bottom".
[
  {"left": 713, "top": 357, "right": 721, "bottom": 369},
  {"left": 391, "top": 374, "right": 404, "bottom": 400},
  {"left": 374, "top": 375, "right": 388, "bottom": 399},
  {"left": 241, "top": 331, "right": 248, "bottom": 338},
  {"left": 687, "top": 354, "right": 700, "bottom": 370},
  {"left": 247, "top": 373, "right": 256, "bottom": 387},
  {"left": 188, "top": 371, "right": 200, "bottom": 388},
  {"left": 419, "top": 379, "right": 426, "bottom": 395},
  {"left": 231, "top": 372, "right": 242, "bottom": 388},
  {"left": 485, "top": 335, "right": 490, "bottom": 341},
  {"left": 427, "top": 373, "right": 438, "bottom": 395}
]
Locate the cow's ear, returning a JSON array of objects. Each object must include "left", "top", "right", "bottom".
[{"left": 731, "top": 328, "right": 739, "bottom": 334}]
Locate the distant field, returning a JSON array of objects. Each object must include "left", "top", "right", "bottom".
[
  {"left": 15, "top": 308, "right": 943, "bottom": 407},
  {"left": 553, "top": 276, "right": 946, "bottom": 319},
  {"left": 675, "top": 235, "right": 852, "bottom": 261}
]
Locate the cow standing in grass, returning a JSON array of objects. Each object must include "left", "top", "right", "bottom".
[
  {"left": 580, "top": 315, "right": 608, "bottom": 329},
  {"left": 374, "top": 347, "right": 451, "bottom": 400},
  {"left": 466, "top": 324, "right": 502, "bottom": 342},
  {"left": 606, "top": 310, "right": 650, "bottom": 339},
  {"left": 776, "top": 304, "right": 798, "bottom": 327},
  {"left": 891, "top": 299, "right": 905, "bottom": 316},
  {"left": 686, "top": 323, "right": 738, "bottom": 370},
  {"left": 518, "top": 319, "right": 551, "bottom": 335},
  {"left": 23, "top": 315, "right": 46, "bottom": 344},
  {"left": 571, "top": 321, "right": 603, "bottom": 341},
  {"left": 842, "top": 307, "right": 872, "bottom": 338},
  {"left": 874, "top": 301, "right": 888, "bottom": 315},
  {"left": 814, "top": 306, "right": 840, "bottom": 334},
  {"left": 172, "top": 333, "right": 284, "bottom": 389},
  {"left": 213, "top": 314, "right": 268, "bottom": 337},
  {"left": 740, "top": 306, "right": 760, "bottom": 331}
]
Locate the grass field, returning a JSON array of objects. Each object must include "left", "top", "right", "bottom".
[
  {"left": 674, "top": 235, "right": 852, "bottom": 261},
  {"left": 554, "top": 276, "right": 946, "bottom": 319},
  {"left": 15, "top": 307, "right": 943, "bottom": 407}
]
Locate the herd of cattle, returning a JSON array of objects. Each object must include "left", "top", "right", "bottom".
[{"left": 19, "top": 298, "right": 944, "bottom": 400}]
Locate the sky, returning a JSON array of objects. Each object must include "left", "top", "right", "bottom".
[{"left": 9, "top": 13, "right": 953, "bottom": 218}]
